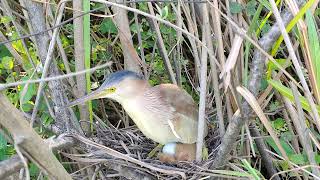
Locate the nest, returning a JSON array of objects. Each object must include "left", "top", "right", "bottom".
[{"left": 66, "top": 119, "right": 221, "bottom": 180}]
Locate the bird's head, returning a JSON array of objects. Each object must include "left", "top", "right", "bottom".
[{"left": 66, "top": 70, "right": 148, "bottom": 107}]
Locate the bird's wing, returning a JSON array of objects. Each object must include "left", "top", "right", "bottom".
[
  {"left": 156, "top": 84, "right": 208, "bottom": 143},
  {"left": 156, "top": 84, "right": 198, "bottom": 121}
]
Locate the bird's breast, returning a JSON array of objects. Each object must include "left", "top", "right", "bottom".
[{"left": 121, "top": 99, "right": 178, "bottom": 144}]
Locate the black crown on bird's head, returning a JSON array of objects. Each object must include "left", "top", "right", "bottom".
[{"left": 102, "top": 70, "right": 144, "bottom": 86}]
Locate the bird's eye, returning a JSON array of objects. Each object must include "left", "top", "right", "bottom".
[{"left": 109, "top": 87, "right": 116, "bottom": 92}]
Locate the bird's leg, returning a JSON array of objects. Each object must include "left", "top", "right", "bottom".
[{"left": 147, "top": 143, "right": 163, "bottom": 158}]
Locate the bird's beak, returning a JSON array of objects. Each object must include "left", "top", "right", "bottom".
[{"left": 65, "top": 89, "right": 105, "bottom": 108}]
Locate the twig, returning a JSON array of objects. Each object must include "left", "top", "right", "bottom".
[
  {"left": 196, "top": 2, "right": 209, "bottom": 161},
  {"left": 110, "top": 0, "right": 142, "bottom": 73},
  {"left": 268, "top": 0, "right": 320, "bottom": 130},
  {"left": 73, "top": 0, "right": 90, "bottom": 134},
  {"left": 0, "top": 93, "right": 72, "bottom": 179},
  {"left": 30, "top": 0, "right": 67, "bottom": 126},
  {"left": 290, "top": 82, "right": 320, "bottom": 176},
  {"left": 0, "top": 6, "right": 111, "bottom": 46},
  {"left": 210, "top": 0, "right": 305, "bottom": 168},
  {"left": 147, "top": 2, "right": 177, "bottom": 84},
  {"left": 0, "top": 62, "right": 112, "bottom": 90},
  {"left": 13, "top": 140, "right": 30, "bottom": 180},
  {"left": 70, "top": 134, "right": 187, "bottom": 179}
]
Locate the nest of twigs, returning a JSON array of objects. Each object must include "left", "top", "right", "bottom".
[{"left": 63, "top": 118, "right": 221, "bottom": 179}]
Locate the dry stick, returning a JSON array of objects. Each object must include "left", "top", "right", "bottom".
[
  {"left": 146, "top": 2, "right": 177, "bottom": 84},
  {"left": 73, "top": 0, "right": 90, "bottom": 134},
  {"left": 97, "top": 0, "right": 300, "bottom": 91},
  {"left": 111, "top": 0, "right": 142, "bottom": 73},
  {"left": 275, "top": 91, "right": 300, "bottom": 153},
  {"left": 210, "top": 0, "right": 305, "bottom": 171},
  {"left": 2, "top": 0, "right": 61, "bottom": 131},
  {"left": 30, "top": 1, "right": 67, "bottom": 126},
  {"left": 0, "top": 6, "right": 110, "bottom": 46},
  {"left": 202, "top": 5, "right": 225, "bottom": 137},
  {"left": 0, "top": 94, "right": 72, "bottom": 180},
  {"left": 0, "top": 62, "right": 112, "bottom": 90},
  {"left": 237, "top": 86, "right": 292, "bottom": 162},
  {"left": 95, "top": 0, "right": 221, "bottom": 70},
  {"left": 0, "top": 134, "right": 75, "bottom": 179},
  {"left": 132, "top": 3, "right": 148, "bottom": 76},
  {"left": 237, "top": 86, "right": 301, "bottom": 179},
  {"left": 209, "top": 0, "right": 225, "bottom": 136},
  {"left": 19, "top": 0, "right": 82, "bottom": 133},
  {"left": 14, "top": 141, "right": 30, "bottom": 180},
  {"left": 196, "top": 2, "right": 209, "bottom": 162},
  {"left": 46, "top": 5, "right": 77, "bottom": 94},
  {"left": 179, "top": 1, "right": 201, "bottom": 80},
  {"left": 71, "top": 134, "right": 187, "bottom": 179},
  {"left": 268, "top": 0, "right": 320, "bottom": 132},
  {"left": 290, "top": 82, "right": 320, "bottom": 176}
]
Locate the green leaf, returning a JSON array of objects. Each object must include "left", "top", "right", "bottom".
[
  {"left": 267, "top": 59, "right": 289, "bottom": 71},
  {"left": 41, "top": 113, "right": 54, "bottom": 127},
  {"left": 0, "top": 133, "right": 7, "bottom": 160},
  {"left": 271, "top": 0, "right": 316, "bottom": 56},
  {"left": 29, "top": 163, "right": 40, "bottom": 177},
  {"left": 306, "top": 10, "right": 320, "bottom": 97},
  {"left": 268, "top": 80, "right": 320, "bottom": 113},
  {"left": 19, "top": 76, "right": 36, "bottom": 104},
  {"left": 267, "top": 58, "right": 291, "bottom": 79},
  {"left": 241, "top": 159, "right": 262, "bottom": 180},
  {"left": 266, "top": 137, "right": 295, "bottom": 156},
  {"left": 0, "top": 16, "right": 11, "bottom": 24},
  {"left": 1, "top": 56, "right": 14, "bottom": 70},
  {"left": 99, "top": 19, "right": 117, "bottom": 34},
  {"left": 0, "top": 45, "right": 11, "bottom": 58},
  {"left": 246, "top": 0, "right": 257, "bottom": 16},
  {"left": 21, "top": 101, "right": 34, "bottom": 112},
  {"left": 289, "top": 154, "right": 307, "bottom": 165},
  {"left": 256, "top": 0, "right": 272, "bottom": 11},
  {"left": 230, "top": 2, "right": 243, "bottom": 14},
  {"left": 271, "top": 118, "right": 286, "bottom": 132},
  {"left": 161, "top": 6, "right": 169, "bottom": 19}
]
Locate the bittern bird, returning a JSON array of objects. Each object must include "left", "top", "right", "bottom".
[{"left": 67, "top": 70, "right": 208, "bottom": 162}]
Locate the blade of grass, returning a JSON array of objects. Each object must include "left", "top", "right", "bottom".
[
  {"left": 268, "top": 80, "right": 320, "bottom": 113},
  {"left": 83, "top": 0, "right": 93, "bottom": 131},
  {"left": 306, "top": 10, "right": 320, "bottom": 102},
  {"left": 241, "top": 159, "right": 262, "bottom": 180},
  {"left": 271, "top": 0, "right": 317, "bottom": 56}
]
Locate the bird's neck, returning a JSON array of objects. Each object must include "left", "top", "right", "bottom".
[{"left": 113, "top": 80, "right": 151, "bottom": 104}]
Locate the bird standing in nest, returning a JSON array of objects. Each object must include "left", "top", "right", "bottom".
[{"left": 67, "top": 70, "right": 208, "bottom": 162}]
